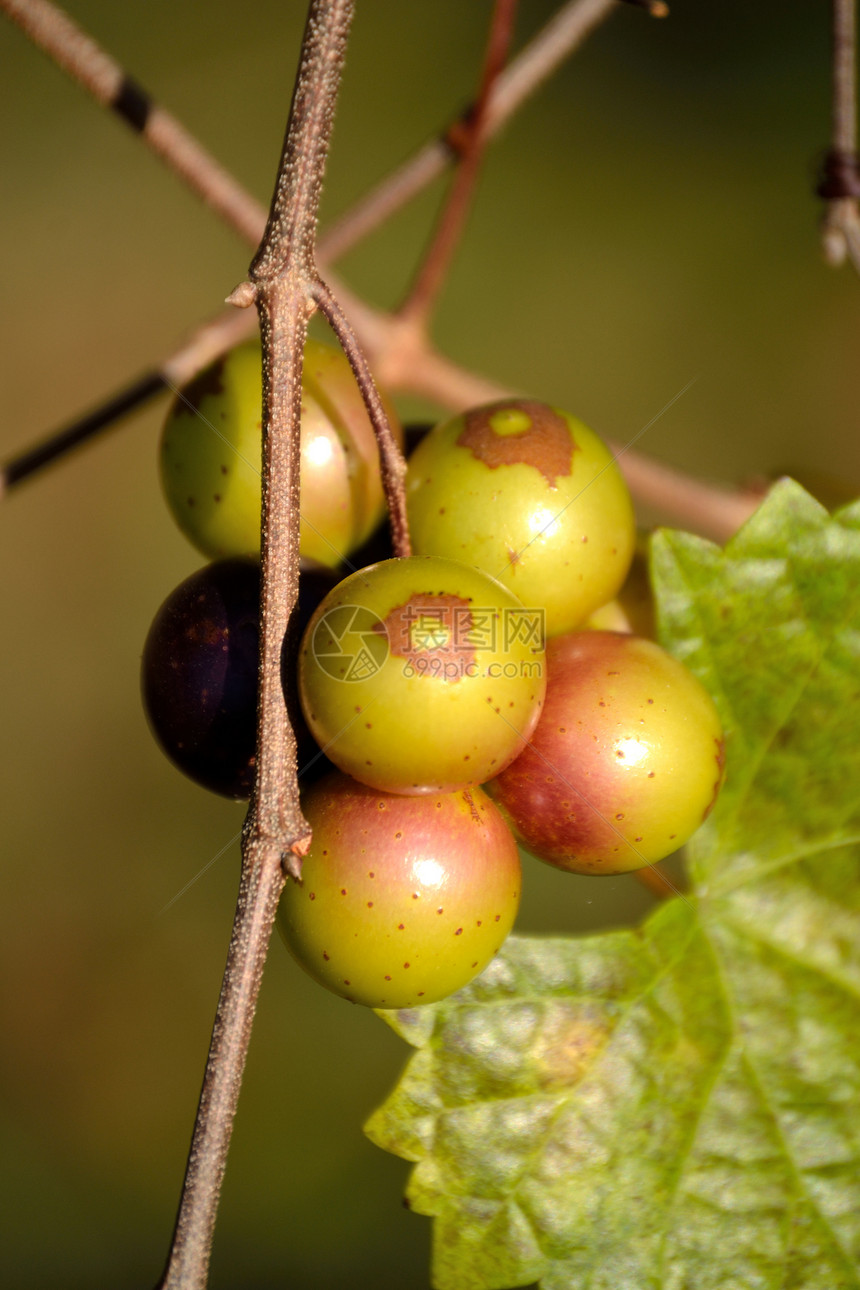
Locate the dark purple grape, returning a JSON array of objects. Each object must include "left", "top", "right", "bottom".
[
  {"left": 142, "top": 559, "right": 338, "bottom": 798},
  {"left": 142, "top": 558, "right": 261, "bottom": 798}
]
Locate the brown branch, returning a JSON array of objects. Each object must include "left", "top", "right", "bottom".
[
  {"left": 157, "top": 5, "right": 354, "bottom": 1287},
  {"left": 318, "top": 0, "right": 621, "bottom": 264},
  {"left": 0, "top": 0, "right": 623, "bottom": 494},
  {"left": 326, "top": 271, "right": 761, "bottom": 545},
  {"left": 397, "top": 0, "right": 519, "bottom": 330},
  {"left": 311, "top": 278, "right": 411, "bottom": 556},
  {"left": 157, "top": 850, "right": 288, "bottom": 1290},
  {"left": 819, "top": 0, "right": 860, "bottom": 269},
  {"left": 1, "top": 0, "right": 754, "bottom": 547},
  {"left": 0, "top": 0, "right": 268, "bottom": 244}
]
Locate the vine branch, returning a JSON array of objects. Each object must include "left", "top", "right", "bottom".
[
  {"left": 157, "top": 5, "right": 357, "bottom": 1286},
  {"left": 319, "top": 0, "right": 621, "bottom": 264},
  {"left": 397, "top": 0, "right": 519, "bottom": 330},
  {"left": 0, "top": 0, "right": 268, "bottom": 243},
  {"left": 0, "top": 0, "right": 622, "bottom": 489},
  {"left": 1, "top": 0, "right": 759, "bottom": 546},
  {"left": 312, "top": 277, "right": 411, "bottom": 556}
]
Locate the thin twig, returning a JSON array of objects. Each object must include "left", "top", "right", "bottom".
[
  {"left": 1, "top": 0, "right": 754, "bottom": 546},
  {"left": 397, "top": 0, "right": 519, "bottom": 330},
  {"left": 157, "top": 853, "right": 288, "bottom": 1290},
  {"left": 312, "top": 278, "right": 411, "bottom": 556},
  {"left": 0, "top": 306, "right": 258, "bottom": 494},
  {"left": 0, "top": 0, "right": 268, "bottom": 243},
  {"left": 324, "top": 272, "right": 762, "bottom": 544},
  {"left": 157, "top": 4, "right": 355, "bottom": 1286},
  {"left": 319, "top": 0, "right": 622, "bottom": 264},
  {"left": 0, "top": 0, "right": 620, "bottom": 491},
  {"left": 819, "top": 0, "right": 860, "bottom": 269},
  {"left": 833, "top": 0, "right": 857, "bottom": 151}
]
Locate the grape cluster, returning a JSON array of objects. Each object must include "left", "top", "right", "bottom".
[{"left": 143, "top": 350, "right": 725, "bottom": 1009}]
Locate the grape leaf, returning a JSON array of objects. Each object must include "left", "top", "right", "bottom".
[{"left": 365, "top": 480, "right": 860, "bottom": 1290}]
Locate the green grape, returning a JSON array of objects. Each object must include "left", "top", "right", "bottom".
[
  {"left": 406, "top": 398, "right": 636, "bottom": 636},
  {"left": 277, "top": 772, "right": 521, "bottom": 1008},
  {"left": 488, "top": 631, "right": 725, "bottom": 874},
  {"left": 298, "top": 555, "right": 546, "bottom": 794},
  {"left": 159, "top": 338, "right": 402, "bottom": 568}
]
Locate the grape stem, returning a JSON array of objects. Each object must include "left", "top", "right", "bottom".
[
  {"left": 312, "top": 277, "right": 411, "bottom": 557},
  {"left": 396, "top": 0, "right": 519, "bottom": 332},
  {"left": 156, "top": 4, "right": 361, "bottom": 1286}
]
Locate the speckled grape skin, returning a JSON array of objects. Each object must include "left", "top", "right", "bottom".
[
  {"left": 298, "top": 556, "right": 547, "bottom": 794},
  {"left": 159, "top": 338, "right": 402, "bottom": 567},
  {"left": 488, "top": 631, "right": 725, "bottom": 874},
  {"left": 406, "top": 399, "right": 636, "bottom": 636},
  {"left": 277, "top": 773, "right": 521, "bottom": 1007}
]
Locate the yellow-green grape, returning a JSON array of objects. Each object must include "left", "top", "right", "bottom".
[
  {"left": 406, "top": 399, "right": 636, "bottom": 636},
  {"left": 159, "top": 338, "right": 402, "bottom": 568},
  {"left": 584, "top": 598, "right": 633, "bottom": 633},
  {"left": 298, "top": 555, "right": 546, "bottom": 794},
  {"left": 277, "top": 773, "right": 521, "bottom": 1008}
]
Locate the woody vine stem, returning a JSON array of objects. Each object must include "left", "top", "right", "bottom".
[{"left": 156, "top": 3, "right": 396, "bottom": 1286}]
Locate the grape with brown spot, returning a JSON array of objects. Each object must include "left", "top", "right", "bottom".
[
  {"left": 406, "top": 399, "right": 636, "bottom": 635},
  {"left": 298, "top": 555, "right": 546, "bottom": 794}
]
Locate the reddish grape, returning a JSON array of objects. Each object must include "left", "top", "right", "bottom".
[
  {"left": 488, "top": 631, "right": 725, "bottom": 873},
  {"left": 278, "top": 772, "right": 521, "bottom": 1007}
]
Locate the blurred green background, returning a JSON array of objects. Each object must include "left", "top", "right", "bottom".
[{"left": 0, "top": 2, "right": 857, "bottom": 1286}]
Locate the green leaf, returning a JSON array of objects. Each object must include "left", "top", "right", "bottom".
[{"left": 366, "top": 481, "right": 860, "bottom": 1290}]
